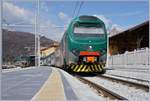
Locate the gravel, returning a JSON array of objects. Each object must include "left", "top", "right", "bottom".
[{"left": 85, "top": 76, "right": 149, "bottom": 101}]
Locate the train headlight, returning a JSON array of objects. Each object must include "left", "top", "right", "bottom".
[
  {"left": 89, "top": 46, "right": 92, "bottom": 49},
  {"left": 88, "top": 45, "right": 93, "bottom": 51}
]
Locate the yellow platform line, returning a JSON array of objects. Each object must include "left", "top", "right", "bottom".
[{"left": 31, "top": 69, "right": 65, "bottom": 101}]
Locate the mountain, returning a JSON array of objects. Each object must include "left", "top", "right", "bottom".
[
  {"left": 109, "top": 24, "right": 123, "bottom": 37},
  {"left": 2, "top": 29, "right": 57, "bottom": 63}
]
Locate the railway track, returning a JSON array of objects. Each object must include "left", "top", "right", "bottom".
[
  {"left": 77, "top": 76, "right": 127, "bottom": 100},
  {"left": 78, "top": 74, "right": 149, "bottom": 101},
  {"left": 98, "top": 74, "right": 149, "bottom": 92}
]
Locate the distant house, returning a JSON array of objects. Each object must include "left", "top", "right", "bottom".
[{"left": 40, "top": 44, "right": 59, "bottom": 65}]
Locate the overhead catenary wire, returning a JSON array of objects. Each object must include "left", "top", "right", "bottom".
[
  {"left": 2, "top": 2, "right": 82, "bottom": 29},
  {"left": 72, "top": 2, "right": 79, "bottom": 18},
  {"left": 76, "top": 1, "right": 84, "bottom": 17}
]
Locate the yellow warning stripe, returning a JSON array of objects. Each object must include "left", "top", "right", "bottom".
[
  {"left": 74, "top": 65, "right": 79, "bottom": 72},
  {"left": 88, "top": 66, "right": 91, "bottom": 72},
  {"left": 82, "top": 65, "right": 87, "bottom": 72},
  {"left": 77, "top": 64, "right": 83, "bottom": 72},
  {"left": 80, "top": 64, "right": 85, "bottom": 72},
  {"left": 71, "top": 64, "right": 75, "bottom": 69},
  {"left": 90, "top": 64, "right": 93, "bottom": 72},
  {"left": 69, "top": 63, "right": 105, "bottom": 72},
  {"left": 98, "top": 64, "right": 102, "bottom": 71},
  {"left": 100, "top": 64, "right": 103, "bottom": 70},
  {"left": 88, "top": 66, "right": 92, "bottom": 72},
  {"left": 96, "top": 65, "right": 98, "bottom": 71},
  {"left": 94, "top": 64, "right": 98, "bottom": 72},
  {"left": 85, "top": 66, "right": 89, "bottom": 72},
  {"left": 78, "top": 64, "right": 84, "bottom": 72},
  {"left": 90, "top": 65, "right": 94, "bottom": 71}
]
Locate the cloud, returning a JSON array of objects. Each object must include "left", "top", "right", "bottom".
[
  {"left": 2, "top": 2, "right": 125, "bottom": 41},
  {"left": 3, "top": 2, "right": 34, "bottom": 25},
  {"left": 93, "top": 14, "right": 124, "bottom": 35},
  {"left": 94, "top": 14, "right": 112, "bottom": 29},
  {"left": 58, "top": 12, "right": 69, "bottom": 21},
  {"left": 107, "top": 11, "right": 143, "bottom": 17},
  {"left": 40, "top": 2, "right": 49, "bottom": 12},
  {"left": 39, "top": 27, "right": 63, "bottom": 41},
  {"left": 109, "top": 24, "right": 124, "bottom": 36},
  {"left": 111, "top": 24, "right": 124, "bottom": 32},
  {"left": 2, "top": 1, "right": 64, "bottom": 41}
]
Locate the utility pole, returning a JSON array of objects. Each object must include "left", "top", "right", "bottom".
[
  {"left": 0, "top": 0, "right": 2, "bottom": 99},
  {"left": 0, "top": 0, "right": 2, "bottom": 69},
  {"left": 35, "top": 0, "right": 40, "bottom": 67}
]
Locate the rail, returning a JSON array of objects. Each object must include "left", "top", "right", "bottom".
[{"left": 77, "top": 77, "right": 127, "bottom": 100}]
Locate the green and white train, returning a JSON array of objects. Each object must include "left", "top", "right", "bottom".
[{"left": 51, "top": 15, "right": 107, "bottom": 73}]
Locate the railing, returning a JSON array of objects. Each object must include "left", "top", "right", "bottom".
[{"left": 108, "top": 48, "right": 150, "bottom": 68}]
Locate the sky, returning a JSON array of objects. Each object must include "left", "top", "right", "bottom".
[{"left": 2, "top": 0, "right": 149, "bottom": 41}]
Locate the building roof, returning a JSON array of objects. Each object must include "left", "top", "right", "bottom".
[
  {"left": 109, "top": 20, "right": 149, "bottom": 38},
  {"left": 40, "top": 44, "right": 59, "bottom": 51}
]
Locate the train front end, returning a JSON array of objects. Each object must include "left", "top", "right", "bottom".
[{"left": 66, "top": 15, "right": 107, "bottom": 73}]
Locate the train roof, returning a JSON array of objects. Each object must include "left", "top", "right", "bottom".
[{"left": 72, "top": 15, "right": 104, "bottom": 24}]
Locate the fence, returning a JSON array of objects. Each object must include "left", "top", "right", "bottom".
[{"left": 108, "top": 48, "right": 150, "bottom": 68}]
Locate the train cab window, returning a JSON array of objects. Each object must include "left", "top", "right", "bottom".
[
  {"left": 73, "top": 23, "right": 105, "bottom": 37},
  {"left": 74, "top": 27, "right": 104, "bottom": 34}
]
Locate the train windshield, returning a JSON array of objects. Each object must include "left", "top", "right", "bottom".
[
  {"left": 73, "top": 23, "right": 105, "bottom": 36},
  {"left": 74, "top": 27, "right": 104, "bottom": 34}
]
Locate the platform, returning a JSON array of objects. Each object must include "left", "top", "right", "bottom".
[{"left": 2, "top": 66, "right": 105, "bottom": 101}]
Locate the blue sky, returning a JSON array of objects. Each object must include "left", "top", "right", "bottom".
[{"left": 2, "top": 0, "right": 149, "bottom": 41}]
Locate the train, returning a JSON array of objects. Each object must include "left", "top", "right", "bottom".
[{"left": 51, "top": 15, "right": 107, "bottom": 73}]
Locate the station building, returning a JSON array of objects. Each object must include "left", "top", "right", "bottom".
[{"left": 109, "top": 21, "right": 149, "bottom": 55}]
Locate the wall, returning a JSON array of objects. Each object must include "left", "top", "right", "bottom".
[{"left": 108, "top": 48, "right": 150, "bottom": 68}]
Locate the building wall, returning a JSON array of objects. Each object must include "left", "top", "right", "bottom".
[
  {"left": 109, "top": 21, "right": 149, "bottom": 55},
  {"left": 41, "top": 47, "right": 56, "bottom": 58},
  {"left": 108, "top": 48, "right": 150, "bottom": 68}
]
